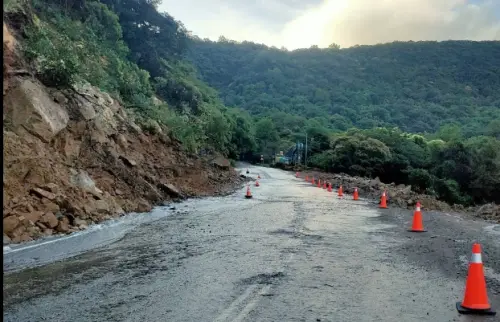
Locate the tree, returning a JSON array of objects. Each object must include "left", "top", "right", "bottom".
[
  {"left": 255, "top": 118, "right": 279, "bottom": 157},
  {"left": 227, "top": 108, "right": 257, "bottom": 159},
  {"left": 328, "top": 43, "right": 340, "bottom": 50}
]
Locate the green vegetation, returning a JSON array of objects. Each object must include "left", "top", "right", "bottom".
[
  {"left": 188, "top": 38, "right": 500, "bottom": 136},
  {"left": 11, "top": 0, "right": 251, "bottom": 157},
  {"left": 187, "top": 38, "right": 500, "bottom": 205},
  {"left": 5, "top": 1, "right": 500, "bottom": 206},
  {"left": 309, "top": 128, "right": 500, "bottom": 205}
]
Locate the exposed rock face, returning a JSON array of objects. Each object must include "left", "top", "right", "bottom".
[
  {"left": 4, "top": 79, "right": 69, "bottom": 142},
  {"left": 3, "top": 76, "right": 241, "bottom": 244}
]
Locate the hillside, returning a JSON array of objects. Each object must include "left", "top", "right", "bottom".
[
  {"left": 2, "top": 0, "right": 248, "bottom": 244},
  {"left": 188, "top": 38, "right": 500, "bottom": 207},
  {"left": 3, "top": 0, "right": 500, "bottom": 247},
  {"left": 188, "top": 39, "right": 500, "bottom": 136}
]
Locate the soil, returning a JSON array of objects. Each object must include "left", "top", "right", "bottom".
[{"left": 2, "top": 22, "right": 245, "bottom": 244}]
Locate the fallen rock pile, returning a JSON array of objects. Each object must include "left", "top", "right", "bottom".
[
  {"left": 301, "top": 170, "right": 499, "bottom": 223},
  {"left": 3, "top": 77, "right": 243, "bottom": 244}
]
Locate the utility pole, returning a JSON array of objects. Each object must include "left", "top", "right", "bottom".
[{"left": 304, "top": 132, "right": 308, "bottom": 168}]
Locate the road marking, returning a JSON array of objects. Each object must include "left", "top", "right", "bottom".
[
  {"left": 232, "top": 285, "right": 272, "bottom": 322},
  {"left": 213, "top": 285, "right": 260, "bottom": 322},
  {"left": 214, "top": 193, "right": 298, "bottom": 322}
]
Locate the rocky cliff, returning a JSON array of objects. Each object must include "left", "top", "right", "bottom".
[{"left": 3, "top": 23, "right": 242, "bottom": 244}]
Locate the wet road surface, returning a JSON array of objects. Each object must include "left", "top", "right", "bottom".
[{"left": 3, "top": 166, "right": 500, "bottom": 322}]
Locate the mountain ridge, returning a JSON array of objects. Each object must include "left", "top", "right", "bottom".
[{"left": 188, "top": 38, "right": 500, "bottom": 135}]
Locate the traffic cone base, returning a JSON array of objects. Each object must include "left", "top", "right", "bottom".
[
  {"left": 456, "top": 302, "right": 496, "bottom": 316},
  {"left": 407, "top": 228, "right": 427, "bottom": 232}
]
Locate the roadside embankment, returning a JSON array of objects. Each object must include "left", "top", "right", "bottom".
[
  {"left": 3, "top": 23, "right": 244, "bottom": 244},
  {"left": 300, "top": 170, "right": 499, "bottom": 223}
]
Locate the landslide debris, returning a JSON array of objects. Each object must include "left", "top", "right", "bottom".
[
  {"left": 301, "top": 170, "right": 500, "bottom": 223},
  {"left": 3, "top": 22, "right": 243, "bottom": 243}
]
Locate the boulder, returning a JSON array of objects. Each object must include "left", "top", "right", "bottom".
[
  {"left": 9, "top": 225, "right": 27, "bottom": 241},
  {"left": 73, "top": 218, "right": 88, "bottom": 228},
  {"left": 136, "top": 199, "right": 152, "bottom": 213},
  {"left": 40, "top": 201, "right": 60, "bottom": 213},
  {"left": 26, "top": 226, "right": 42, "bottom": 237},
  {"left": 94, "top": 200, "right": 110, "bottom": 214},
  {"left": 69, "top": 169, "right": 103, "bottom": 197},
  {"left": 3, "top": 215, "right": 20, "bottom": 234},
  {"left": 18, "top": 233, "right": 33, "bottom": 243},
  {"left": 159, "top": 183, "right": 184, "bottom": 199},
  {"left": 70, "top": 94, "right": 97, "bottom": 120},
  {"left": 211, "top": 156, "right": 230, "bottom": 170},
  {"left": 40, "top": 212, "right": 58, "bottom": 228},
  {"left": 93, "top": 105, "right": 118, "bottom": 135},
  {"left": 4, "top": 79, "right": 69, "bottom": 142},
  {"left": 56, "top": 220, "right": 70, "bottom": 233},
  {"left": 116, "top": 134, "right": 128, "bottom": 149},
  {"left": 30, "top": 187, "right": 56, "bottom": 200},
  {"left": 24, "top": 211, "right": 44, "bottom": 224}
]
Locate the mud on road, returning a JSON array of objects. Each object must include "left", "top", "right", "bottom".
[{"left": 3, "top": 166, "right": 500, "bottom": 322}]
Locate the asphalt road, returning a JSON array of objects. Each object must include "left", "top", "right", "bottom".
[{"left": 3, "top": 165, "right": 500, "bottom": 322}]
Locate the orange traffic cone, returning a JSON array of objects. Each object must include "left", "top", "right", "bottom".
[
  {"left": 323, "top": 182, "right": 327, "bottom": 189},
  {"left": 296, "top": 172, "right": 299, "bottom": 178},
  {"left": 456, "top": 244, "right": 496, "bottom": 315},
  {"left": 327, "top": 183, "right": 332, "bottom": 192},
  {"left": 408, "top": 202, "right": 426, "bottom": 232},
  {"left": 338, "top": 185, "right": 343, "bottom": 197},
  {"left": 317, "top": 179, "right": 321, "bottom": 188},
  {"left": 380, "top": 191, "right": 387, "bottom": 208},
  {"left": 305, "top": 175, "right": 309, "bottom": 181},
  {"left": 312, "top": 177, "right": 315, "bottom": 185},
  {"left": 245, "top": 185, "right": 253, "bottom": 199},
  {"left": 255, "top": 180, "right": 260, "bottom": 187},
  {"left": 353, "top": 188, "right": 359, "bottom": 200}
]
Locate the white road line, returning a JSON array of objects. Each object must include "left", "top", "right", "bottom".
[
  {"left": 232, "top": 285, "right": 272, "bottom": 322},
  {"left": 213, "top": 285, "right": 260, "bottom": 322}
]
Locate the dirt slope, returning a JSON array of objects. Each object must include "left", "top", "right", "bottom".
[{"left": 3, "top": 23, "right": 243, "bottom": 244}]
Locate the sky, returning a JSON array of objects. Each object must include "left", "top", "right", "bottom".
[{"left": 158, "top": 0, "right": 500, "bottom": 49}]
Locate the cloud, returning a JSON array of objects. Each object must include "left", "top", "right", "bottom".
[{"left": 159, "top": 0, "right": 500, "bottom": 49}]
